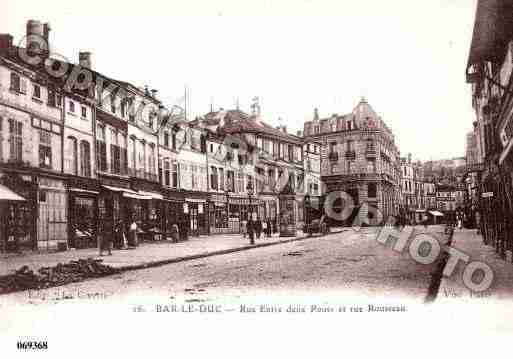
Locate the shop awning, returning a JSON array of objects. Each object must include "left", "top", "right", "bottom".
[
  {"left": 415, "top": 209, "right": 426, "bottom": 213},
  {"left": 0, "top": 184, "right": 26, "bottom": 201},
  {"left": 429, "top": 211, "right": 444, "bottom": 217},
  {"left": 186, "top": 198, "right": 206, "bottom": 203},
  {"left": 69, "top": 188, "right": 99, "bottom": 194},
  {"left": 123, "top": 192, "right": 152, "bottom": 200},
  {"left": 138, "top": 190, "right": 163, "bottom": 200},
  {"left": 102, "top": 185, "right": 151, "bottom": 199},
  {"left": 102, "top": 185, "right": 137, "bottom": 194}
]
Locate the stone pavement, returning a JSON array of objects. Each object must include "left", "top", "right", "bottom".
[
  {"left": 0, "top": 229, "right": 346, "bottom": 276},
  {"left": 437, "top": 228, "right": 513, "bottom": 302}
]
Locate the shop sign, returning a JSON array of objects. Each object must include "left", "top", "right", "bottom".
[
  {"left": 482, "top": 192, "right": 494, "bottom": 198},
  {"left": 183, "top": 203, "right": 189, "bottom": 213},
  {"left": 198, "top": 204, "right": 204, "bottom": 214}
]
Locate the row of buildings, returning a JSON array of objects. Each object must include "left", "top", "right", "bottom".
[
  {"left": 0, "top": 19, "right": 468, "bottom": 253},
  {"left": 0, "top": 20, "right": 322, "bottom": 252},
  {"left": 465, "top": 0, "right": 513, "bottom": 256}
]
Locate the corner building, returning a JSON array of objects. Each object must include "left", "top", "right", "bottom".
[{"left": 303, "top": 98, "right": 400, "bottom": 226}]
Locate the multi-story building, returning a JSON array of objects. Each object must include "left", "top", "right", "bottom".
[
  {"left": 0, "top": 20, "right": 180, "bottom": 251},
  {"left": 303, "top": 98, "right": 400, "bottom": 225},
  {"left": 465, "top": 0, "right": 513, "bottom": 252},
  {"left": 193, "top": 107, "right": 307, "bottom": 234}
]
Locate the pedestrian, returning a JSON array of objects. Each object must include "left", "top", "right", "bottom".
[
  {"left": 475, "top": 211, "right": 481, "bottom": 235},
  {"left": 171, "top": 223, "right": 179, "bottom": 242},
  {"left": 266, "top": 219, "right": 272, "bottom": 237},
  {"left": 247, "top": 218, "right": 255, "bottom": 242},
  {"left": 457, "top": 213, "right": 463, "bottom": 230},
  {"left": 255, "top": 219, "right": 262, "bottom": 239},
  {"left": 262, "top": 220, "right": 268, "bottom": 239},
  {"left": 129, "top": 218, "right": 138, "bottom": 248},
  {"left": 99, "top": 222, "right": 113, "bottom": 256},
  {"left": 241, "top": 218, "right": 247, "bottom": 238},
  {"left": 113, "top": 219, "right": 124, "bottom": 249}
]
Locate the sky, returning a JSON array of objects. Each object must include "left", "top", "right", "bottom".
[{"left": 2, "top": 0, "right": 478, "bottom": 161}]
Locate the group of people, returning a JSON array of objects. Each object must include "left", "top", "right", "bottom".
[
  {"left": 99, "top": 218, "right": 139, "bottom": 256},
  {"left": 241, "top": 219, "right": 275, "bottom": 239}
]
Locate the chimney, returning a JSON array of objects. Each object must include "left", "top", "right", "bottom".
[
  {"left": 43, "top": 23, "right": 51, "bottom": 49},
  {"left": 408, "top": 153, "right": 412, "bottom": 163},
  {"left": 313, "top": 108, "right": 319, "bottom": 121},
  {"left": 79, "top": 51, "right": 92, "bottom": 69},
  {"left": 296, "top": 130, "right": 303, "bottom": 137},
  {"left": 282, "top": 125, "right": 287, "bottom": 133},
  {"left": 0, "top": 34, "right": 13, "bottom": 50},
  {"left": 26, "top": 19, "right": 44, "bottom": 54},
  {"left": 151, "top": 89, "right": 158, "bottom": 99}
]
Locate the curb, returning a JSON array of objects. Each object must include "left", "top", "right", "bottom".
[{"left": 116, "top": 229, "right": 347, "bottom": 272}]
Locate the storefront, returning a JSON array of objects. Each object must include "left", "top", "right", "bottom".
[
  {"left": 185, "top": 198, "right": 207, "bottom": 237},
  {"left": 0, "top": 177, "right": 31, "bottom": 253},
  {"left": 279, "top": 193, "right": 297, "bottom": 237},
  {"left": 161, "top": 188, "right": 184, "bottom": 240},
  {"left": 67, "top": 176, "right": 100, "bottom": 249},
  {"left": 209, "top": 193, "right": 229, "bottom": 234}
]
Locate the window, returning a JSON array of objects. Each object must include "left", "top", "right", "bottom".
[
  {"left": 227, "top": 170, "right": 235, "bottom": 192},
  {"left": 47, "top": 89, "right": 61, "bottom": 107},
  {"left": 210, "top": 166, "right": 218, "bottom": 190},
  {"left": 191, "top": 165, "right": 198, "bottom": 189},
  {"left": 39, "top": 130, "right": 52, "bottom": 169},
  {"left": 81, "top": 106, "right": 87, "bottom": 119},
  {"left": 80, "top": 140, "right": 91, "bottom": 177},
  {"left": 164, "top": 160, "right": 170, "bottom": 186},
  {"left": 368, "top": 183, "right": 377, "bottom": 198},
  {"left": 219, "top": 168, "right": 224, "bottom": 191},
  {"left": 10, "top": 72, "right": 20, "bottom": 92},
  {"left": 96, "top": 124, "right": 107, "bottom": 172},
  {"left": 329, "top": 141, "right": 337, "bottom": 153},
  {"left": 110, "top": 93, "right": 116, "bottom": 114},
  {"left": 33, "top": 84, "right": 41, "bottom": 99},
  {"left": 120, "top": 134, "right": 127, "bottom": 175},
  {"left": 347, "top": 140, "right": 354, "bottom": 151},
  {"left": 110, "top": 129, "right": 120, "bottom": 174},
  {"left": 148, "top": 144, "right": 156, "bottom": 176},
  {"left": 8, "top": 119, "right": 22, "bottom": 162},
  {"left": 120, "top": 99, "right": 127, "bottom": 117},
  {"left": 69, "top": 100, "right": 75, "bottom": 113},
  {"left": 66, "top": 136, "right": 78, "bottom": 175},
  {"left": 236, "top": 172, "right": 244, "bottom": 193},
  {"left": 172, "top": 131, "right": 177, "bottom": 150},
  {"left": 164, "top": 131, "right": 169, "bottom": 147},
  {"left": 129, "top": 137, "right": 136, "bottom": 173},
  {"left": 171, "top": 162, "right": 178, "bottom": 188},
  {"left": 210, "top": 143, "right": 214, "bottom": 153}
]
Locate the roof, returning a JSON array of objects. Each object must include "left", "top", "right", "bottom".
[
  {"left": 0, "top": 46, "right": 159, "bottom": 104},
  {"left": 199, "top": 109, "right": 302, "bottom": 144},
  {"left": 467, "top": 0, "right": 513, "bottom": 68}
]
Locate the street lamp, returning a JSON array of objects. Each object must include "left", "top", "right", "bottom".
[{"left": 246, "top": 179, "right": 255, "bottom": 245}]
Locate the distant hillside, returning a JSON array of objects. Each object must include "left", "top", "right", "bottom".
[{"left": 423, "top": 157, "right": 466, "bottom": 182}]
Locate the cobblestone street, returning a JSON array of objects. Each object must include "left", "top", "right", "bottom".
[{"left": 0, "top": 225, "right": 448, "bottom": 308}]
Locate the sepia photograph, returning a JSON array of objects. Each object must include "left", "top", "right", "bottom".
[{"left": 0, "top": 0, "right": 512, "bottom": 357}]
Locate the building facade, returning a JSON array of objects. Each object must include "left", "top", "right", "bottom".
[{"left": 303, "top": 98, "right": 400, "bottom": 226}]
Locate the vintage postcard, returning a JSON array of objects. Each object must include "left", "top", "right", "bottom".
[{"left": 0, "top": 0, "right": 511, "bottom": 357}]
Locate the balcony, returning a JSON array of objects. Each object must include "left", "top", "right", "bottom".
[
  {"left": 345, "top": 150, "right": 356, "bottom": 160},
  {"left": 328, "top": 152, "right": 339, "bottom": 162}
]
